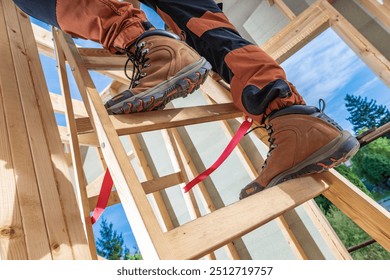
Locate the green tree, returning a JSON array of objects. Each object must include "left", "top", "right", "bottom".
[
  {"left": 326, "top": 206, "right": 390, "bottom": 260},
  {"left": 351, "top": 137, "right": 390, "bottom": 186},
  {"left": 344, "top": 94, "right": 390, "bottom": 135},
  {"left": 96, "top": 218, "right": 126, "bottom": 260},
  {"left": 314, "top": 164, "right": 372, "bottom": 214},
  {"left": 96, "top": 218, "right": 142, "bottom": 260},
  {"left": 124, "top": 247, "right": 143, "bottom": 260}
]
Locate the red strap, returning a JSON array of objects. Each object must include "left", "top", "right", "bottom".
[
  {"left": 91, "top": 169, "right": 114, "bottom": 224},
  {"left": 183, "top": 117, "right": 253, "bottom": 193}
]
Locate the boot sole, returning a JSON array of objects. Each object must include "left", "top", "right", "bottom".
[
  {"left": 239, "top": 130, "right": 360, "bottom": 199},
  {"left": 268, "top": 130, "right": 360, "bottom": 187},
  {"left": 106, "top": 57, "right": 212, "bottom": 114}
]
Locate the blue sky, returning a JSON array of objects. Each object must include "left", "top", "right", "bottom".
[
  {"left": 282, "top": 28, "right": 390, "bottom": 134},
  {"left": 31, "top": 4, "right": 390, "bottom": 254}
]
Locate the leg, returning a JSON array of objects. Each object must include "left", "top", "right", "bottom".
[
  {"left": 140, "top": 0, "right": 359, "bottom": 198},
  {"left": 13, "top": 0, "right": 212, "bottom": 113},
  {"left": 13, "top": 0, "right": 150, "bottom": 52},
  {"left": 140, "top": 0, "right": 305, "bottom": 124}
]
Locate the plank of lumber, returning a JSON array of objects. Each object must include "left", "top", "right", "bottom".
[
  {"left": 321, "top": 0, "right": 390, "bottom": 87},
  {"left": 55, "top": 29, "right": 168, "bottom": 259},
  {"left": 274, "top": 0, "right": 297, "bottom": 20},
  {"left": 58, "top": 125, "right": 100, "bottom": 147},
  {"left": 357, "top": 122, "right": 390, "bottom": 147},
  {"left": 6, "top": 2, "right": 76, "bottom": 259},
  {"left": 55, "top": 38, "right": 98, "bottom": 259},
  {"left": 355, "top": 0, "right": 390, "bottom": 31},
  {"left": 75, "top": 103, "right": 243, "bottom": 136},
  {"left": 78, "top": 48, "right": 127, "bottom": 70},
  {"left": 0, "top": 1, "right": 52, "bottom": 260},
  {"left": 87, "top": 171, "right": 184, "bottom": 198},
  {"left": 261, "top": 2, "right": 330, "bottom": 63},
  {"left": 31, "top": 23, "right": 129, "bottom": 84},
  {"left": 163, "top": 175, "right": 329, "bottom": 259},
  {"left": 50, "top": 92, "right": 88, "bottom": 117},
  {"left": 130, "top": 134, "right": 176, "bottom": 232},
  {"left": 322, "top": 169, "right": 390, "bottom": 251},
  {"left": 302, "top": 200, "right": 351, "bottom": 259},
  {"left": 16, "top": 7, "right": 92, "bottom": 259},
  {"left": 88, "top": 172, "right": 184, "bottom": 211},
  {"left": 0, "top": 68, "right": 28, "bottom": 260}
]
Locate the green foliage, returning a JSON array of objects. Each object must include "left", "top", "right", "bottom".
[
  {"left": 326, "top": 206, "right": 390, "bottom": 260},
  {"left": 124, "top": 247, "right": 143, "bottom": 260},
  {"left": 335, "top": 164, "right": 373, "bottom": 197},
  {"left": 95, "top": 218, "right": 142, "bottom": 260},
  {"left": 344, "top": 94, "right": 390, "bottom": 135},
  {"left": 314, "top": 164, "right": 372, "bottom": 214},
  {"left": 351, "top": 137, "right": 390, "bottom": 186},
  {"left": 96, "top": 218, "right": 125, "bottom": 260}
]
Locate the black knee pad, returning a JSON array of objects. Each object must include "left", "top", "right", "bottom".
[{"left": 241, "top": 79, "right": 292, "bottom": 116}]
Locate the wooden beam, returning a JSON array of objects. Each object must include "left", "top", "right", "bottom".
[
  {"left": 31, "top": 23, "right": 129, "bottom": 84},
  {"left": 78, "top": 48, "right": 127, "bottom": 70},
  {"left": 355, "top": 0, "right": 390, "bottom": 30},
  {"left": 322, "top": 169, "right": 390, "bottom": 251},
  {"left": 261, "top": 2, "right": 330, "bottom": 63},
  {"left": 16, "top": 7, "right": 92, "bottom": 260},
  {"left": 321, "top": 0, "right": 390, "bottom": 87},
  {"left": 274, "top": 0, "right": 297, "bottom": 20},
  {"left": 50, "top": 92, "right": 87, "bottom": 117},
  {"left": 54, "top": 36, "right": 98, "bottom": 259},
  {"left": 129, "top": 134, "right": 176, "bottom": 232},
  {"left": 357, "top": 122, "right": 390, "bottom": 147},
  {"left": 3, "top": 1, "right": 74, "bottom": 259},
  {"left": 0, "top": 52, "right": 28, "bottom": 259},
  {"left": 75, "top": 103, "right": 243, "bottom": 136},
  {"left": 54, "top": 29, "right": 167, "bottom": 259},
  {"left": 58, "top": 125, "right": 100, "bottom": 147},
  {"left": 163, "top": 175, "right": 329, "bottom": 260},
  {"left": 302, "top": 200, "right": 351, "bottom": 259}
]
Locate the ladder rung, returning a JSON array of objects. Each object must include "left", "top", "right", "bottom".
[
  {"left": 76, "top": 103, "right": 243, "bottom": 136},
  {"left": 88, "top": 172, "right": 184, "bottom": 210},
  {"left": 78, "top": 48, "right": 127, "bottom": 70},
  {"left": 163, "top": 175, "right": 329, "bottom": 259}
]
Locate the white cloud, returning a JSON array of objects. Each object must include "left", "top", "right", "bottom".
[
  {"left": 282, "top": 28, "right": 365, "bottom": 106},
  {"left": 354, "top": 76, "right": 380, "bottom": 96}
]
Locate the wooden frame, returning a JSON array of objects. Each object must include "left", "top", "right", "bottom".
[{"left": 1, "top": 0, "right": 389, "bottom": 260}]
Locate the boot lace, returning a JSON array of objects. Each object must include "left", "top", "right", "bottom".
[
  {"left": 122, "top": 41, "right": 150, "bottom": 89},
  {"left": 318, "top": 98, "right": 343, "bottom": 130},
  {"left": 245, "top": 123, "right": 276, "bottom": 169}
]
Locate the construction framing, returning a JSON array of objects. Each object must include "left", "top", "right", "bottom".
[{"left": 0, "top": 0, "right": 389, "bottom": 260}]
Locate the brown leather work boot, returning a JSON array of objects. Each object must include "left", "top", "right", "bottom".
[
  {"left": 105, "top": 30, "right": 212, "bottom": 114},
  {"left": 239, "top": 101, "right": 360, "bottom": 199}
]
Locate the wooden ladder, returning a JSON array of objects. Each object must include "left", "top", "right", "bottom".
[
  {"left": 1, "top": 1, "right": 389, "bottom": 260},
  {"left": 52, "top": 24, "right": 390, "bottom": 259}
]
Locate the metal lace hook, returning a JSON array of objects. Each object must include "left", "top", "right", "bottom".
[{"left": 319, "top": 98, "right": 326, "bottom": 112}]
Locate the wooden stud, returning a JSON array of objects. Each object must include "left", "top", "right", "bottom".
[
  {"left": 31, "top": 23, "right": 129, "bottom": 84},
  {"left": 322, "top": 169, "right": 390, "bottom": 251},
  {"left": 355, "top": 0, "right": 390, "bottom": 30},
  {"left": 261, "top": 2, "right": 330, "bottom": 63},
  {"left": 274, "top": 0, "right": 297, "bottom": 20},
  {"left": 54, "top": 29, "right": 167, "bottom": 259},
  {"left": 1, "top": 2, "right": 56, "bottom": 260},
  {"left": 130, "top": 134, "right": 177, "bottom": 231},
  {"left": 54, "top": 37, "right": 98, "bottom": 259},
  {"left": 320, "top": 0, "right": 390, "bottom": 87},
  {"left": 0, "top": 67, "right": 28, "bottom": 260},
  {"left": 302, "top": 200, "right": 351, "bottom": 259},
  {"left": 50, "top": 92, "right": 88, "bottom": 118}
]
